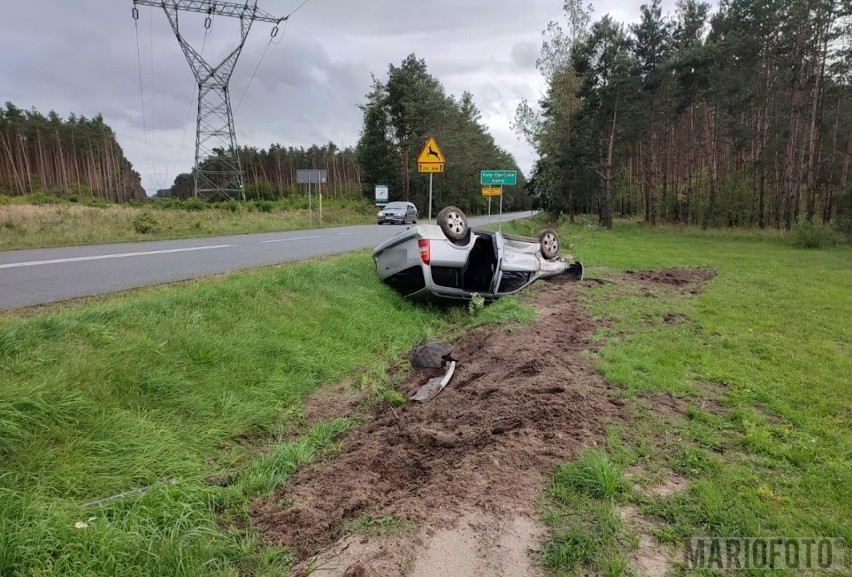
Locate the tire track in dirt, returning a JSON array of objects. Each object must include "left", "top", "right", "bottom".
[
  {"left": 250, "top": 268, "right": 714, "bottom": 575},
  {"left": 251, "top": 278, "right": 619, "bottom": 564}
]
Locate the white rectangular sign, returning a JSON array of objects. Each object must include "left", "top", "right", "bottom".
[{"left": 375, "top": 184, "right": 389, "bottom": 204}]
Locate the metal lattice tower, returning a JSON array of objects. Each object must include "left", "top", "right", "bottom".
[{"left": 133, "top": 1, "right": 285, "bottom": 200}]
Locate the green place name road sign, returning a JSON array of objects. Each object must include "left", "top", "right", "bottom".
[{"left": 480, "top": 170, "right": 517, "bottom": 186}]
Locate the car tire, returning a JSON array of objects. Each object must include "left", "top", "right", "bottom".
[
  {"left": 437, "top": 206, "right": 469, "bottom": 241},
  {"left": 538, "top": 229, "right": 560, "bottom": 259}
]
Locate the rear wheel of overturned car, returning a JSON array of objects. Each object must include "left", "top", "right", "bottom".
[
  {"left": 437, "top": 206, "right": 469, "bottom": 241},
  {"left": 538, "top": 229, "right": 560, "bottom": 259}
]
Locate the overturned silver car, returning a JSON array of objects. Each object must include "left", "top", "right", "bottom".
[{"left": 372, "top": 206, "right": 583, "bottom": 301}]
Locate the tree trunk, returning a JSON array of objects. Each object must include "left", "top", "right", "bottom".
[
  {"left": 839, "top": 136, "right": 852, "bottom": 222},
  {"left": 601, "top": 102, "right": 617, "bottom": 230},
  {"left": 702, "top": 107, "right": 718, "bottom": 230},
  {"left": 0, "top": 132, "right": 25, "bottom": 195},
  {"left": 805, "top": 34, "right": 828, "bottom": 222},
  {"left": 400, "top": 140, "right": 409, "bottom": 201}
]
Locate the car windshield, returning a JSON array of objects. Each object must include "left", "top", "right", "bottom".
[{"left": 385, "top": 202, "right": 407, "bottom": 210}]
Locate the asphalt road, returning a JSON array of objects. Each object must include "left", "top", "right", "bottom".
[{"left": 0, "top": 211, "right": 536, "bottom": 311}]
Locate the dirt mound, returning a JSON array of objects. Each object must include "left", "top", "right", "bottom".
[
  {"left": 626, "top": 267, "right": 716, "bottom": 287},
  {"left": 250, "top": 278, "right": 621, "bottom": 562}
]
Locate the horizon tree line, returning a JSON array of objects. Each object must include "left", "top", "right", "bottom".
[
  {"left": 0, "top": 103, "right": 144, "bottom": 202},
  {"left": 515, "top": 0, "right": 852, "bottom": 231}
]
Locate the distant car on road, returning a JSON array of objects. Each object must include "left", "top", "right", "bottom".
[
  {"left": 377, "top": 202, "right": 418, "bottom": 225},
  {"left": 372, "top": 206, "right": 583, "bottom": 301}
]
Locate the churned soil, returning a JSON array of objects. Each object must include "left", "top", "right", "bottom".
[
  {"left": 249, "top": 268, "right": 716, "bottom": 575},
  {"left": 625, "top": 267, "right": 717, "bottom": 291}
]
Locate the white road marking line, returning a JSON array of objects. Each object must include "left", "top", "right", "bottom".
[
  {"left": 0, "top": 244, "right": 235, "bottom": 269},
  {"left": 261, "top": 235, "right": 322, "bottom": 244}
]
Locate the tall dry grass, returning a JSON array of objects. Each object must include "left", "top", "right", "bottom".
[{"left": 0, "top": 201, "right": 374, "bottom": 250}]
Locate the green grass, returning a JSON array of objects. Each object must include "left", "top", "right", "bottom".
[
  {"left": 529, "top": 218, "right": 851, "bottom": 576},
  {"left": 3, "top": 214, "right": 850, "bottom": 576},
  {"left": 0, "top": 250, "right": 536, "bottom": 576},
  {"left": 542, "top": 449, "right": 629, "bottom": 575},
  {"left": 0, "top": 196, "right": 375, "bottom": 250}
]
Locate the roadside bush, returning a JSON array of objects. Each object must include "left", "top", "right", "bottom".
[
  {"left": 790, "top": 220, "right": 841, "bottom": 249},
  {"left": 219, "top": 200, "right": 242, "bottom": 213},
  {"left": 27, "top": 192, "right": 64, "bottom": 205},
  {"left": 254, "top": 200, "right": 274, "bottom": 213},
  {"left": 132, "top": 211, "right": 160, "bottom": 234},
  {"left": 182, "top": 197, "right": 207, "bottom": 211},
  {"left": 81, "top": 197, "right": 111, "bottom": 209}
]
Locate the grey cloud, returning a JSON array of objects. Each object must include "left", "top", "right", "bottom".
[
  {"left": 511, "top": 41, "right": 539, "bottom": 70},
  {"left": 1, "top": 1, "right": 664, "bottom": 193}
]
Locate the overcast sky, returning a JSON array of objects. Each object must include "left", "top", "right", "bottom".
[{"left": 1, "top": 0, "right": 681, "bottom": 195}]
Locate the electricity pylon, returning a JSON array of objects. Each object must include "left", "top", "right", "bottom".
[{"left": 132, "top": 1, "right": 285, "bottom": 200}]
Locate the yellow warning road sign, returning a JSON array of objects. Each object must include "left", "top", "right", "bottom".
[
  {"left": 419, "top": 163, "right": 444, "bottom": 173},
  {"left": 482, "top": 187, "right": 502, "bottom": 197},
  {"left": 417, "top": 137, "right": 445, "bottom": 164}
]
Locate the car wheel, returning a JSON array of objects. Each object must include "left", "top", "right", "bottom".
[
  {"left": 437, "top": 206, "right": 469, "bottom": 241},
  {"left": 538, "top": 229, "right": 560, "bottom": 259}
]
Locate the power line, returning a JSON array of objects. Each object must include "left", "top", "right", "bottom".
[
  {"left": 235, "top": 34, "right": 275, "bottom": 112},
  {"left": 175, "top": 28, "right": 209, "bottom": 177},
  {"left": 234, "top": 0, "right": 313, "bottom": 109},
  {"left": 133, "top": 13, "right": 153, "bottom": 192},
  {"left": 134, "top": 0, "right": 289, "bottom": 200},
  {"left": 286, "top": 0, "right": 314, "bottom": 18}
]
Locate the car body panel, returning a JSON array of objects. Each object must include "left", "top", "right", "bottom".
[{"left": 372, "top": 224, "right": 582, "bottom": 301}]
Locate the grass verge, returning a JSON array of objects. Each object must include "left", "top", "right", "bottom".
[
  {"left": 0, "top": 250, "right": 535, "bottom": 576},
  {"left": 527, "top": 218, "right": 850, "bottom": 576}
]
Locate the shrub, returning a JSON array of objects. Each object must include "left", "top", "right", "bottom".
[
  {"left": 254, "top": 200, "right": 274, "bottom": 213},
  {"left": 219, "top": 200, "right": 242, "bottom": 213},
  {"left": 27, "top": 192, "right": 64, "bottom": 205},
  {"left": 82, "top": 198, "right": 111, "bottom": 209},
  {"left": 790, "top": 220, "right": 841, "bottom": 249},
  {"left": 132, "top": 211, "right": 160, "bottom": 234},
  {"left": 182, "top": 197, "right": 207, "bottom": 211}
]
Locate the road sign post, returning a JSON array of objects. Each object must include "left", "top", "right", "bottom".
[
  {"left": 297, "top": 169, "right": 328, "bottom": 227},
  {"left": 418, "top": 137, "right": 445, "bottom": 223},
  {"left": 481, "top": 172, "right": 516, "bottom": 231},
  {"left": 499, "top": 186, "right": 503, "bottom": 230}
]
